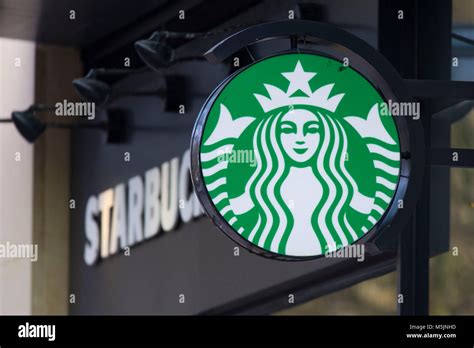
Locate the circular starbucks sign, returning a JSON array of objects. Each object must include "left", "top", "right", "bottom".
[{"left": 191, "top": 52, "right": 402, "bottom": 259}]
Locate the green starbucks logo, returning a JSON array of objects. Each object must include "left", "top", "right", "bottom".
[{"left": 194, "top": 53, "right": 401, "bottom": 258}]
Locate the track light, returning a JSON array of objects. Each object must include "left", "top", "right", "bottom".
[
  {"left": 135, "top": 33, "right": 175, "bottom": 71},
  {"left": 1, "top": 105, "right": 128, "bottom": 144},
  {"left": 73, "top": 70, "right": 111, "bottom": 105},
  {"left": 73, "top": 68, "right": 144, "bottom": 105},
  {"left": 11, "top": 106, "right": 47, "bottom": 143},
  {"left": 9, "top": 105, "right": 55, "bottom": 142},
  {"left": 134, "top": 31, "right": 205, "bottom": 72},
  {"left": 12, "top": 110, "right": 46, "bottom": 143}
]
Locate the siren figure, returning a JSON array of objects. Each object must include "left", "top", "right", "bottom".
[{"left": 199, "top": 59, "right": 400, "bottom": 257}]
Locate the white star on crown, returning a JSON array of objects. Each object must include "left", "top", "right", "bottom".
[{"left": 254, "top": 60, "right": 344, "bottom": 113}]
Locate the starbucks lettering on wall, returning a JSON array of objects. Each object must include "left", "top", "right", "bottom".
[{"left": 191, "top": 53, "right": 402, "bottom": 259}]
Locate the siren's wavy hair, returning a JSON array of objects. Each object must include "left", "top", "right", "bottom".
[{"left": 246, "top": 107, "right": 359, "bottom": 255}]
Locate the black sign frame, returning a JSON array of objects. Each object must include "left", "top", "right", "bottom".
[{"left": 190, "top": 20, "right": 425, "bottom": 261}]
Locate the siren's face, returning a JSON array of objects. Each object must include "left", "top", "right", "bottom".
[{"left": 279, "top": 109, "right": 320, "bottom": 163}]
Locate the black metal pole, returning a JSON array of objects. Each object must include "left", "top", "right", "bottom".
[{"left": 379, "top": 0, "right": 452, "bottom": 315}]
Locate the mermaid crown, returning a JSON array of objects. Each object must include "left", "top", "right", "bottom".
[{"left": 253, "top": 60, "right": 344, "bottom": 113}]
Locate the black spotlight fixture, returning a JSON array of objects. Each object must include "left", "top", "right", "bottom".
[
  {"left": 73, "top": 68, "right": 144, "bottom": 105},
  {"left": 72, "top": 70, "right": 111, "bottom": 105},
  {"left": 135, "top": 32, "right": 175, "bottom": 72},
  {"left": 1, "top": 105, "right": 128, "bottom": 144},
  {"left": 9, "top": 105, "right": 53, "bottom": 142},
  {"left": 135, "top": 31, "right": 205, "bottom": 72}
]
